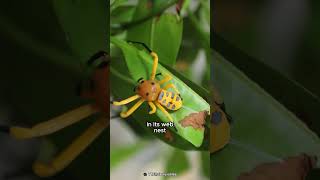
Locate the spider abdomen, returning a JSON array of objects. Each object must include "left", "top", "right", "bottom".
[{"left": 157, "top": 90, "right": 182, "bottom": 111}]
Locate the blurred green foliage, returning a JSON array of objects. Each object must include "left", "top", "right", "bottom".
[
  {"left": 0, "top": 0, "right": 108, "bottom": 179},
  {"left": 212, "top": 47, "right": 320, "bottom": 180},
  {"left": 164, "top": 149, "right": 190, "bottom": 179},
  {"left": 213, "top": 2, "right": 320, "bottom": 179},
  {"left": 110, "top": 141, "right": 147, "bottom": 170}
]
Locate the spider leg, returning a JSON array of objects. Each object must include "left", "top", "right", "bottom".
[
  {"left": 112, "top": 94, "right": 140, "bottom": 106},
  {"left": 120, "top": 99, "right": 145, "bottom": 118},
  {"left": 150, "top": 52, "right": 158, "bottom": 80},
  {"left": 158, "top": 75, "right": 172, "bottom": 85},
  {"left": 127, "top": 41, "right": 158, "bottom": 80},
  {"left": 155, "top": 102, "right": 173, "bottom": 122},
  {"left": 163, "top": 83, "right": 180, "bottom": 94},
  {"left": 148, "top": 102, "right": 157, "bottom": 114},
  {"left": 33, "top": 117, "right": 108, "bottom": 177},
  {"left": 8, "top": 104, "right": 97, "bottom": 139}
]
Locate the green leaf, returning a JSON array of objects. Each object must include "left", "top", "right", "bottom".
[
  {"left": 110, "top": 0, "right": 129, "bottom": 12},
  {"left": 179, "top": 0, "right": 191, "bottom": 16},
  {"left": 111, "top": 5, "right": 136, "bottom": 25},
  {"left": 150, "top": 14, "right": 183, "bottom": 65},
  {"left": 52, "top": 0, "right": 109, "bottom": 63},
  {"left": 111, "top": 37, "right": 209, "bottom": 147},
  {"left": 162, "top": 63, "right": 209, "bottom": 100},
  {"left": 127, "top": 0, "right": 183, "bottom": 66},
  {"left": 211, "top": 51, "right": 320, "bottom": 180},
  {"left": 164, "top": 149, "right": 190, "bottom": 179}
]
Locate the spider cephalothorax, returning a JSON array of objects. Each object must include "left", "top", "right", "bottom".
[{"left": 135, "top": 79, "right": 161, "bottom": 101}]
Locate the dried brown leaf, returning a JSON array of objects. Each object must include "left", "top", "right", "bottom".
[{"left": 179, "top": 111, "right": 208, "bottom": 130}]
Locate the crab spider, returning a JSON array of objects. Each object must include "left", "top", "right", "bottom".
[{"left": 112, "top": 41, "right": 183, "bottom": 122}]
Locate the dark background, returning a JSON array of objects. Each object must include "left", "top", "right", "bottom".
[{"left": 213, "top": 0, "right": 320, "bottom": 97}]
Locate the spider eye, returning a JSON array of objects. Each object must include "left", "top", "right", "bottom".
[
  {"left": 146, "top": 92, "right": 149, "bottom": 96},
  {"left": 151, "top": 82, "right": 155, "bottom": 85},
  {"left": 141, "top": 80, "right": 144, "bottom": 84}
]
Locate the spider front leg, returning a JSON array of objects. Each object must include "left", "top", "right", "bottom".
[
  {"left": 120, "top": 99, "right": 145, "bottom": 118},
  {"left": 155, "top": 102, "right": 173, "bottom": 122},
  {"left": 112, "top": 94, "right": 140, "bottom": 106},
  {"left": 127, "top": 41, "right": 158, "bottom": 80},
  {"left": 150, "top": 52, "right": 158, "bottom": 80}
]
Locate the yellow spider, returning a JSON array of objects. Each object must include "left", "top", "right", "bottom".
[
  {"left": 0, "top": 51, "right": 109, "bottom": 177},
  {"left": 112, "top": 42, "right": 183, "bottom": 122}
]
